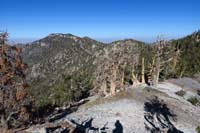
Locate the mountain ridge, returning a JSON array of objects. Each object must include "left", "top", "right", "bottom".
[
  {"left": 21, "top": 31, "right": 200, "bottom": 108},
  {"left": 16, "top": 30, "right": 200, "bottom": 46}
]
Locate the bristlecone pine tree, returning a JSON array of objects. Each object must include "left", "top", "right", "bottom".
[
  {"left": 0, "top": 32, "right": 33, "bottom": 130},
  {"left": 150, "top": 37, "right": 178, "bottom": 88},
  {"left": 95, "top": 43, "right": 139, "bottom": 96}
]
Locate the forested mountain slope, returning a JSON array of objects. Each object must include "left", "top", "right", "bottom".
[{"left": 21, "top": 31, "right": 200, "bottom": 109}]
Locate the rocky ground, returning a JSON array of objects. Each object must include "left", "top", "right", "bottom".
[{"left": 26, "top": 78, "right": 200, "bottom": 133}]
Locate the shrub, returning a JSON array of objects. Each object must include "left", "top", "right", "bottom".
[
  {"left": 187, "top": 96, "right": 199, "bottom": 106},
  {"left": 196, "top": 126, "right": 200, "bottom": 133},
  {"left": 175, "top": 90, "right": 186, "bottom": 97},
  {"left": 34, "top": 70, "right": 93, "bottom": 108}
]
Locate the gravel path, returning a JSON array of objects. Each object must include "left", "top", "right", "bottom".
[
  {"left": 66, "top": 99, "right": 145, "bottom": 133},
  {"left": 63, "top": 83, "right": 200, "bottom": 133}
]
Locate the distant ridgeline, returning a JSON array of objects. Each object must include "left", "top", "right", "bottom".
[{"left": 19, "top": 32, "right": 200, "bottom": 108}]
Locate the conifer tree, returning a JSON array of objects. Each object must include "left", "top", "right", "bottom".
[{"left": 0, "top": 32, "right": 33, "bottom": 130}]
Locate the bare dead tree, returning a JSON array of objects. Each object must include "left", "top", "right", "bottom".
[
  {"left": 0, "top": 32, "right": 33, "bottom": 130},
  {"left": 151, "top": 37, "right": 177, "bottom": 88},
  {"left": 0, "top": 32, "right": 8, "bottom": 46},
  {"left": 141, "top": 57, "right": 145, "bottom": 83},
  {"left": 95, "top": 41, "right": 139, "bottom": 96},
  {"left": 95, "top": 49, "right": 112, "bottom": 96}
]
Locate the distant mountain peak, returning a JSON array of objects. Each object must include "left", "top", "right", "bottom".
[
  {"left": 49, "top": 33, "right": 74, "bottom": 36},
  {"left": 111, "top": 38, "right": 144, "bottom": 45},
  {"left": 30, "top": 33, "right": 82, "bottom": 45},
  {"left": 47, "top": 33, "right": 80, "bottom": 39},
  {"left": 82, "top": 36, "right": 92, "bottom": 40}
]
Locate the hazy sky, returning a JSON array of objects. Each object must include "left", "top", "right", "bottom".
[{"left": 1, "top": 0, "right": 200, "bottom": 43}]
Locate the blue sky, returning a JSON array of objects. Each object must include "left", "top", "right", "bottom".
[{"left": 1, "top": 0, "right": 200, "bottom": 43}]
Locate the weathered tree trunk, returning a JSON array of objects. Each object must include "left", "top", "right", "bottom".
[
  {"left": 172, "top": 49, "right": 180, "bottom": 71},
  {"left": 1, "top": 115, "right": 8, "bottom": 130},
  {"left": 110, "top": 79, "right": 116, "bottom": 95},
  {"left": 141, "top": 57, "right": 145, "bottom": 83},
  {"left": 101, "top": 80, "right": 107, "bottom": 96},
  {"left": 110, "top": 66, "right": 117, "bottom": 95},
  {"left": 153, "top": 54, "right": 160, "bottom": 88},
  {"left": 131, "top": 68, "right": 140, "bottom": 85},
  {"left": 179, "top": 67, "right": 185, "bottom": 79},
  {"left": 147, "top": 57, "right": 155, "bottom": 85},
  {"left": 120, "top": 70, "right": 125, "bottom": 90},
  {"left": 172, "top": 57, "right": 177, "bottom": 71}
]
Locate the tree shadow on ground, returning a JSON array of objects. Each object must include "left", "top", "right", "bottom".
[
  {"left": 48, "top": 99, "right": 89, "bottom": 122},
  {"left": 48, "top": 106, "right": 77, "bottom": 122},
  {"left": 197, "top": 90, "right": 200, "bottom": 96},
  {"left": 113, "top": 120, "right": 123, "bottom": 133},
  {"left": 71, "top": 118, "right": 109, "bottom": 133},
  {"left": 144, "top": 96, "right": 184, "bottom": 133},
  {"left": 46, "top": 126, "right": 61, "bottom": 133}
]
